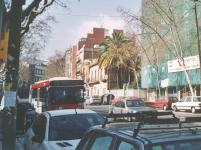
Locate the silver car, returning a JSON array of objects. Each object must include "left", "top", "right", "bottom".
[{"left": 109, "top": 98, "right": 157, "bottom": 120}]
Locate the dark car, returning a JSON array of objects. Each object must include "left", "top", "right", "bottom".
[
  {"left": 101, "top": 94, "right": 115, "bottom": 105},
  {"left": 76, "top": 113, "right": 201, "bottom": 150},
  {"left": 16, "top": 101, "right": 36, "bottom": 133}
]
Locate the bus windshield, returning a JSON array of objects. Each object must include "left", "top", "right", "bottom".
[{"left": 48, "top": 86, "right": 85, "bottom": 104}]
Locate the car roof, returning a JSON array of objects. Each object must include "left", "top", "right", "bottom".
[
  {"left": 184, "top": 96, "right": 201, "bottom": 98},
  {"left": 121, "top": 128, "right": 201, "bottom": 144},
  {"left": 91, "top": 123, "right": 201, "bottom": 145},
  {"left": 122, "top": 98, "right": 143, "bottom": 101},
  {"left": 44, "top": 109, "right": 97, "bottom": 117}
]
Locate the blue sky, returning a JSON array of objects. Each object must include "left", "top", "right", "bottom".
[{"left": 42, "top": 0, "right": 141, "bottom": 59}]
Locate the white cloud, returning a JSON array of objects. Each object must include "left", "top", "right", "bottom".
[
  {"left": 73, "top": 14, "right": 125, "bottom": 42},
  {"left": 43, "top": 15, "right": 126, "bottom": 59}
]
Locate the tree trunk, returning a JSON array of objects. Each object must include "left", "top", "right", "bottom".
[
  {"left": 182, "top": 64, "right": 194, "bottom": 96},
  {"left": 4, "top": 0, "right": 23, "bottom": 149},
  {"left": 133, "top": 68, "right": 140, "bottom": 97}
]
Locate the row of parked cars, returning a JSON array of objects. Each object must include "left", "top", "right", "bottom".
[
  {"left": 110, "top": 95, "right": 201, "bottom": 113},
  {"left": 79, "top": 95, "right": 201, "bottom": 150},
  {"left": 24, "top": 109, "right": 201, "bottom": 150},
  {"left": 20, "top": 95, "right": 201, "bottom": 150}
]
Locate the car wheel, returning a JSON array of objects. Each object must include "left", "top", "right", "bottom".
[
  {"left": 163, "top": 105, "right": 168, "bottom": 110},
  {"left": 191, "top": 107, "right": 196, "bottom": 113},
  {"left": 172, "top": 106, "right": 177, "bottom": 112}
]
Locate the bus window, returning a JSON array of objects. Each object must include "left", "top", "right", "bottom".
[{"left": 49, "top": 86, "right": 85, "bottom": 104}]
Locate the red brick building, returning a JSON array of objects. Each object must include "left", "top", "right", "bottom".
[{"left": 76, "top": 28, "right": 108, "bottom": 79}]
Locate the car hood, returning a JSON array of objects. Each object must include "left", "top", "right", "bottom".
[
  {"left": 127, "top": 106, "right": 156, "bottom": 113},
  {"left": 44, "top": 139, "right": 80, "bottom": 150}
]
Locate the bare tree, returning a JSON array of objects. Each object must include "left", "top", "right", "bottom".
[
  {"left": 18, "top": 60, "right": 29, "bottom": 82},
  {"left": 119, "top": 0, "right": 195, "bottom": 96},
  {"left": 20, "top": 15, "right": 56, "bottom": 60},
  {"left": 43, "top": 51, "right": 66, "bottom": 79}
]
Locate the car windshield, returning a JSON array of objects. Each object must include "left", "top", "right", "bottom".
[
  {"left": 48, "top": 113, "right": 104, "bottom": 141},
  {"left": 126, "top": 99, "right": 145, "bottom": 107},
  {"left": 49, "top": 86, "right": 85, "bottom": 104},
  {"left": 151, "top": 140, "right": 201, "bottom": 150}
]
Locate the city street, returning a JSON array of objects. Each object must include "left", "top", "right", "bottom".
[{"left": 85, "top": 105, "right": 201, "bottom": 118}]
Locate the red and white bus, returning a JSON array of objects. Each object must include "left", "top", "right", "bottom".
[{"left": 29, "top": 77, "right": 85, "bottom": 113}]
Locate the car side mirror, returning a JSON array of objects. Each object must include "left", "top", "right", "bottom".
[{"left": 32, "top": 135, "right": 43, "bottom": 143}]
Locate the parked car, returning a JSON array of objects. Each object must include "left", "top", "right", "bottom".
[
  {"left": 145, "top": 96, "right": 178, "bottom": 110},
  {"left": 24, "top": 109, "right": 104, "bottom": 150},
  {"left": 109, "top": 97, "right": 157, "bottom": 120},
  {"left": 111, "top": 96, "right": 124, "bottom": 105},
  {"left": 16, "top": 101, "right": 36, "bottom": 133},
  {"left": 172, "top": 96, "right": 201, "bottom": 113},
  {"left": 84, "top": 96, "right": 93, "bottom": 105},
  {"left": 101, "top": 94, "right": 115, "bottom": 105},
  {"left": 111, "top": 96, "right": 138, "bottom": 105},
  {"left": 91, "top": 96, "right": 102, "bottom": 105},
  {"left": 76, "top": 115, "right": 201, "bottom": 150}
]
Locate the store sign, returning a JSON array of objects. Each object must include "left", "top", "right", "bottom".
[
  {"left": 161, "top": 79, "right": 169, "bottom": 88},
  {"left": 168, "top": 55, "right": 200, "bottom": 73}
]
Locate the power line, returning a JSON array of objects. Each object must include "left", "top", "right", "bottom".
[{"left": 54, "top": 13, "right": 122, "bottom": 18}]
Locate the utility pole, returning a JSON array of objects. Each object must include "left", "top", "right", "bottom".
[
  {"left": 3, "top": 0, "right": 23, "bottom": 149},
  {"left": 193, "top": 0, "right": 201, "bottom": 75}
]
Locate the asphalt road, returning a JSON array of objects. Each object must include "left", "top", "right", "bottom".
[{"left": 85, "top": 105, "right": 201, "bottom": 118}]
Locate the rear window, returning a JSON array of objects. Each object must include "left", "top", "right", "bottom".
[
  {"left": 169, "top": 97, "right": 178, "bottom": 102},
  {"left": 151, "top": 139, "right": 201, "bottom": 150},
  {"left": 48, "top": 113, "right": 104, "bottom": 141}
]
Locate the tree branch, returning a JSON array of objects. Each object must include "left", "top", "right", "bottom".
[{"left": 21, "top": 0, "right": 56, "bottom": 37}]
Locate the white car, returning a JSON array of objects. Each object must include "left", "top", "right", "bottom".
[
  {"left": 84, "top": 96, "right": 93, "bottom": 105},
  {"left": 109, "top": 97, "right": 157, "bottom": 121},
  {"left": 172, "top": 96, "right": 201, "bottom": 113},
  {"left": 24, "top": 109, "right": 104, "bottom": 150}
]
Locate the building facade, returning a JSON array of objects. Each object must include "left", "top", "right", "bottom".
[
  {"left": 76, "top": 28, "right": 108, "bottom": 79},
  {"left": 88, "top": 63, "right": 107, "bottom": 96},
  {"left": 141, "top": 0, "right": 201, "bottom": 99},
  {"left": 29, "top": 59, "right": 47, "bottom": 83}
]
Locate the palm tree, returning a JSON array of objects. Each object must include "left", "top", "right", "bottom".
[{"left": 98, "top": 32, "right": 140, "bottom": 90}]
